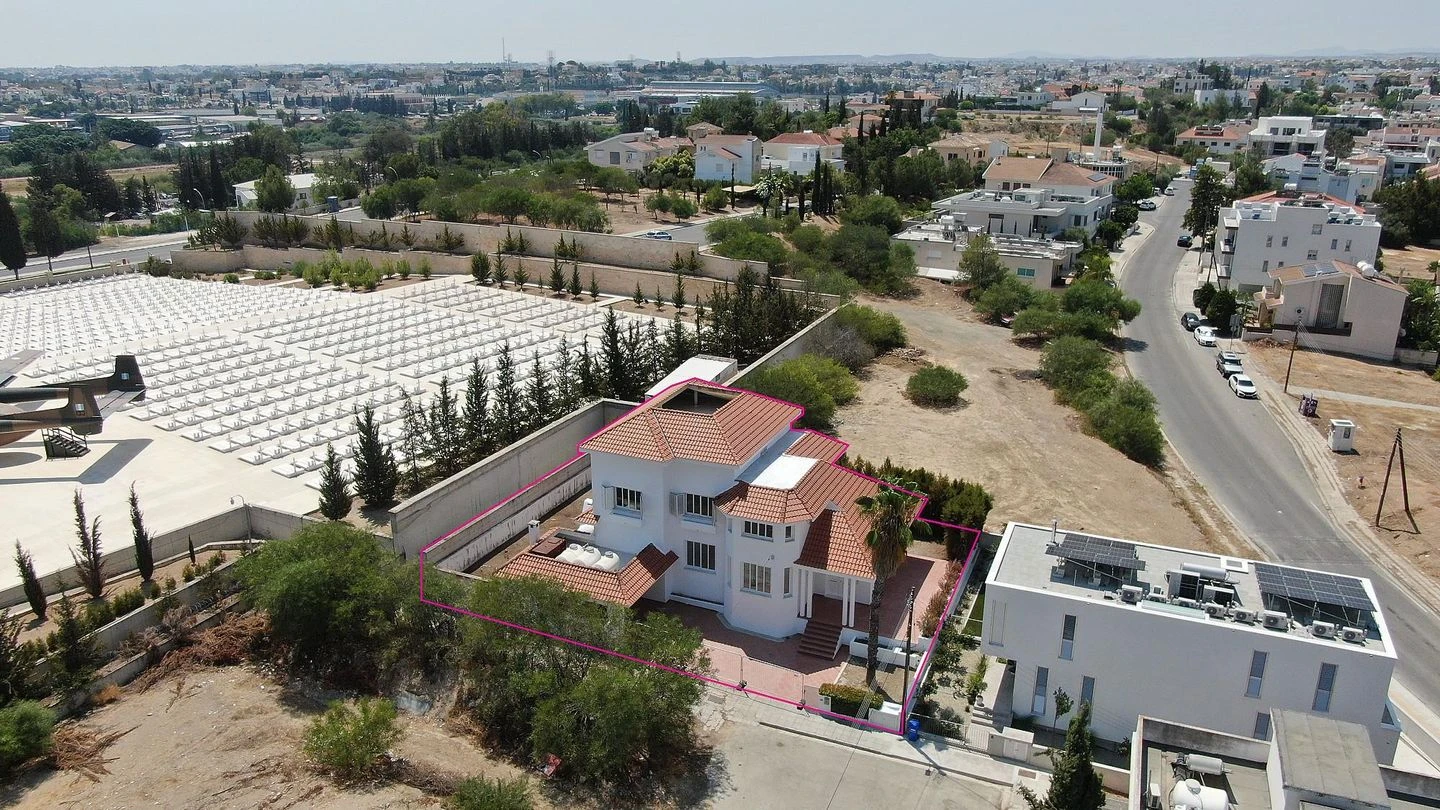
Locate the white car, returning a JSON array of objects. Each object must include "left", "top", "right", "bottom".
[
  {"left": 641, "top": 230, "right": 673, "bottom": 240},
  {"left": 1193, "top": 326, "right": 1218, "bottom": 347},
  {"left": 1229, "top": 374, "right": 1257, "bottom": 398}
]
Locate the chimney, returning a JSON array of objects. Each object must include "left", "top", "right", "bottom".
[{"left": 528, "top": 519, "right": 541, "bottom": 543}]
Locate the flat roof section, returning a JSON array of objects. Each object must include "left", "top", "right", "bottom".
[
  {"left": 991, "top": 522, "right": 1393, "bottom": 656},
  {"left": 1274, "top": 710, "right": 1389, "bottom": 807}
]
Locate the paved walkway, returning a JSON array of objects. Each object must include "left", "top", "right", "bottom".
[{"left": 1290, "top": 387, "right": 1440, "bottom": 415}]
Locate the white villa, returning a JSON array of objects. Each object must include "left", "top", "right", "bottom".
[{"left": 496, "top": 381, "right": 906, "bottom": 654}]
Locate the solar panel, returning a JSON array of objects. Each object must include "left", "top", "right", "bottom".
[
  {"left": 1046, "top": 533, "right": 1146, "bottom": 571},
  {"left": 1253, "top": 563, "right": 1374, "bottom": 612}
]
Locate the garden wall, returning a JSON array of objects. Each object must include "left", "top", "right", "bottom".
[
  {"left": 0, "top": 263, "right": 139, "bottom": 295},
  {"left": 725, "top": 303, "right": 849, "bottom": 385},
  {"left": 392, "top": 398, "right": 635, "bottom": 565},
  {"left": 224, "top": 210, "right": 754, "bottom": 279}
]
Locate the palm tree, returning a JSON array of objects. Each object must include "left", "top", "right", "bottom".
[{"left": 855, "top": 478, "right": 925, "bottom": 685}]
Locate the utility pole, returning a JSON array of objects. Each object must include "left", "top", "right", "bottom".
[
  {"left": 1375, "top": 428, "right": 1412, "bottom": 525},
  {"left": 1283, "top": 308, "right": 1303, "bottom": 394}
]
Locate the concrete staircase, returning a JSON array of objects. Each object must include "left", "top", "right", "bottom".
[{"left": 797, "top": 616, "right": 843, "bottom": 659}]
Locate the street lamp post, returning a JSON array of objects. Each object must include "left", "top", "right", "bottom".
[{"left": 900, "top": 585, "right": 918, "bottom": 735}]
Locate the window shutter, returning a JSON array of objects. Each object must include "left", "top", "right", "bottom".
[
  {"left": 602, "top": 485, "right": 614, "bottom": 510},
  {"left": 670, "top": 492, "right": 682, "bottom": 515}
]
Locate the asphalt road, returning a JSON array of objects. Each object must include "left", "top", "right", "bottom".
[
  {"left": 1121, "top": 180, "right": 1440, "bottom": 714},
  {"left": 8, "top": 236, "right": 191, "bottom": 281}
]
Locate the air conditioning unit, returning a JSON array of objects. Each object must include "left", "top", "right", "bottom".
[
  {"left": 1120, "top": 585, "right": 1144, "bottom": 604},
  {"left": 1311, "top": 621, "right": 1337, "bottom": 639},
  {"left": 1261, "top": 610, "right": 1289, "bottom": 630},
  {"left": 1204, "top": 602, "right": 1227, "bottom": 618},
  {"left": 1341, "top": 626, "right": 1366, "bottom": 644},
  {"left": 1175, "top": 597, "right": 1201, "bottom": 610},
  {"left": 1232, "top": 608, "right": 1257, "bottom": 624}
]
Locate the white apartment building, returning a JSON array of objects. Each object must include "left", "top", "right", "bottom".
[
  {"left": 1194, "top": 88, "right": 1250, "bottom": 107},
  {"left": 1175, "top": 124, "right": 1250, "bottom": 155},
  {"left": 894, "top": 217, "right": 1082, "bottom": 289},
  {"left": 1217, "top": 191, "right": 1381, "bottom": 293},
  {"left": 496, "top": 381, "right": 896, "bottom": 649},
  {"left": 1249, "top": 116, "right": 1327, "bottom": 158},
  {"left": 1255, "top": 260, "right": 1409, "bottom": 361},
  {"left": 932, "top": 187, "right": 1112, "bottom": 238},
  {"left": 1173, "top": 74, "right": 1215, "bottom": 95},
  {"left": 984, "top": 523, "right": 1400, "bottom": 762},
  {"left": 1263, "top": 153, "right": 1380, "bottom": 203}
]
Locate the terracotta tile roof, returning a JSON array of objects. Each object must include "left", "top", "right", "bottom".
[
  {"left": 579, "top": 382, "right": 800, "bottom": 465},
  {"left": 766, "top": 131, "right": 842, "bottom": 147},
  {"left": 1040, "top": 161, "right": 1115, "bottom": 188},
  {"left": 496, "top": 543, "right": 678, "bottom": 606},
  {"left": 716, "top": 459, "right": 885, "bottom": 579},
  {"left": 785, "top": 431, "right": 847, "bottom": 462},
  {"left": 984, "top": 156, "right": 1053, "bottom": 184}
]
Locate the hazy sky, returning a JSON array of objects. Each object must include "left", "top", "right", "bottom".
[{"left": 6, "top": 0, "right": 1439, "bottom": 68}]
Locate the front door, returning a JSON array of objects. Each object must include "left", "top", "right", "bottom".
[{"left": 824, "top": 575, "right": 844, "bottom": 599}]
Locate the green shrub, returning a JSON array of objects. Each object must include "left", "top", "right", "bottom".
[
  {"left": 0, "top": 701, "right": 54, "bottom": 771},
  {"left": 906, "top": 365, "right": 968, "bottom": 408},
  {"left": 110, "top": 587, "right": 146, "bottom": 616},
  {"left": 182, "top": 564, "right": 196, "bottom": 582},
  {"left": 1039, "top": 336, "right": 1114, "bottom": 406},
  {"left": 448, "top": 776, "right": 534, "bottom": 810},
  {"left": 303, "top": 697, "right": 401, "bottom": 781},
  {"left": 397, "top": 260, "right": 411, "bottom": 280},
  {"left": 786, "top": 354, "right": 858, "bottom": 404},
  {"left": 419, "top": 257, "right": 432, "bottom": 279},
  {"left": 1086, "top": 378, "right": 1165, "bottom": 466},
  {"left": 82, "top": 599, "right": 115, "bottom": 629},
  {"left": 742, "top": 354, "right": 856, "bottom": 430},
  {"left": 819, "top": 683, "right": 880, "bottom": 716},
  {"left": 222, "top": 273, "right": 240, "bottom": 284},
  {"left": 834, "top": 305, "right": 907, "bottom": 351}
]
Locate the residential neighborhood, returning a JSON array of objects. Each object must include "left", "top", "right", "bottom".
[{"left": 4, "top": 11, "right": 1440, "bottom": 810}]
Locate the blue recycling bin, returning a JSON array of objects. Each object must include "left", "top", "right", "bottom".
[{"left": 906, "top": 718, "right": 921, "bottom": 741}]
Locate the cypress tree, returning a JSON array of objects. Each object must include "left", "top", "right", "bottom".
[
  {"left": 1019, "top": 701, "right": 1105, "bottom": 810},
  {"left": 577, "top": 338, "right": 598, "bottom": 398},
  {"left": 352, "top": 405, "right": 399, "bottom": 507},
  {"left": 426, "top": 376, "right": 464, "bottom": 477},
  {"left": 461, "top": 358, "right": 491, "bottom": 464},
  {"left": 665, "top": 317, "right": 694, "bottom": 369},
  {"left": 129, "top": 484, "right": 154, "bottom": 582},
  {"left": 552, "top": 337, "right": 576, "bottom": 414},
  {"left": 600, "top": 309, "right": 629, "bottom": 399},
  {"left": 0, "top": 191, "right": 26, "bottom": 280},
  {"left": 549, "top": 256, "right": 565, "bottom": 292},
  {"left": 14, "top": 541, "right": 46, "bottom": 619},
  {"left": 672, "top": 273, "right": 686, "bottom": 311},
  {"left": 399, "top": 390, "right": 428, "bottom": 490},
  {"left": 588, "top": 270, "right": 599, "bottom": 300},
  {"left": 317, "top": 444, "right": 352, "bottom": 520},
  {"left": 491, "top": 342, "right": 523, "bottom": 447},
  {"left": 568, "top": 263, "right": 582, "bottom": 297},
  {"left": 69, "top": 491, "right": 105, "bottom": 599},
  {"left": 525, "top": 351, "right": 553, "bottom": 430}
]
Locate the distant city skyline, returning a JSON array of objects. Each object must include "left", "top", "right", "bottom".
[{"left": 4, "top": 0, "right": 1439, "bottom": 69}]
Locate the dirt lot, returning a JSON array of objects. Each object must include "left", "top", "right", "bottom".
[
  {"left": 1246, "top": 345, "right": 1440, "bottom": 580},
  {"left": 962, "top": 116, "right": 1185, "bottom": 169},
  {"left": 1380, "top": 244, "right": 1440, "bottom": 283},
  {"left": 836, "top": 283, "right": 1220, "bottom": 551},
  {"left": 3, "top": 666, "right": 550, "bottom": 810},
  {"left": 2, "top": 163, "right": 176, "bottom": 198}
]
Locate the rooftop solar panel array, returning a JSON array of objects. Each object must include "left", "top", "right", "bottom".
[
  {"left": 1253, "top": 562, "right": 1374, "bottom": 612},
  {"left": 1046, "top": 533, "right": 1146, "bottom": 571}
]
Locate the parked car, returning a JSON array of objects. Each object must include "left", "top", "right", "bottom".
[
  {"left": 1229, "top": 374, "right": 1258, "bottom": 398},
  {"left": 1193, "top": 326, "right": 1218, "bottom": 346},
  {"left": 1217, "top": 358, "right": 1244, "bottom": 378},
  {"left": 1176, "top": 233, "right": 1193, "bottom": 248},
  {"left": 1138, "top": 200, "right": 1158, "bottom": 211},
  {"left": 1215, "top": 350, "right": 1242, "bottom": 371},
  {"left": 1181, "top": 312, "right": 1201, "bottom": 331},
  {"left": 1164, "top": 186, "right": 1176, "bottom": 196},
  {"left": 642, "top": 230, "right": 673, "bottom": 240}
]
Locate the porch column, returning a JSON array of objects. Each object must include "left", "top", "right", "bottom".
[
  {"left": 843, "top": 577, "right": 854, "bottom": 626},
  {"left": 802, "top": 569, "right": 813, "bottom": 618}
]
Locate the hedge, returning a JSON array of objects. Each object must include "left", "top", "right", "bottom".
[{"left": 819, "top": 682, "right": 881, "bottom": 716}]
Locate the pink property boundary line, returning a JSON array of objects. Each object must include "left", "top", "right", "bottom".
[{"left": 417, "top": 378, "right": 984, "bottom": 737}]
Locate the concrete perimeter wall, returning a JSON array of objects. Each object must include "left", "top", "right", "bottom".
[
  {"left": 0, "top": 264, "right": 140, "bottom": 295},
  {"left": 393, "top": 399, "right": 635, "bottom": 566},
  {"left": 0, "top": 504, "right": 317, "bottom": 610},
  {"left": 726, "top": 303, "right": 849, "bottom": 386},
  {"left": 224, "top": 210, "right": 754, "bottom": 279}
]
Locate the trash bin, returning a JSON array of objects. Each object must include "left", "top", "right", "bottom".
[
  {"left": 906, "top": 718, "right": 921, "bottom": 742},
  {"left": 1329, "top": 419, "right": 1356, "bottom": 453}
]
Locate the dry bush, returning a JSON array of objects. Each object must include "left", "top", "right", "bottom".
[
  {"left": 131, "top": 613, "right": 268, "bottom": 692},
  {"left": 49, "top": 722, "right": 133, "bottom": 782},
  {"left": 91, "top": 684, "right": 123, "bottom": 706}
]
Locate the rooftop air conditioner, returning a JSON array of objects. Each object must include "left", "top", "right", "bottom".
[
  {"left": 1341, "top": 626, "right": 1366, "bottom": 644},
  {"left": 1232, "top": 608, "right": 1257, "bottom": 624},
  {"left": 1311, "top": 621, "right": 1337, "bottom": 639},
  {"left": 1204, "top": 602, "right": 1227, "bottom": 618},
  {"left": 1261, "top": 610, "right": 1289, "bottom": 630},
  {"left": 1175, "top": 597, "right": 1201, "bottom": 610},
  {"left": 1120, "top": 585, "right": 1143, "bottom": 604}
]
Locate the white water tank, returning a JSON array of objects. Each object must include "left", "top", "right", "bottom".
[
  {"left": 578, "top": 545, "right": 601, "bottom": 567},
  {"left": 559, "top": 543, "right": 584, "bottom": 564},
  {"left": 596, "top": 551, "right": 621, "bottom": 571},
  {"left": 1170, "top": 779, "right": 1228, "bottom": 810}
]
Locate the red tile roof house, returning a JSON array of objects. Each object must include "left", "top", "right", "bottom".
[{"left": 495, "top": 380, "right": 932, "bottom": 658}]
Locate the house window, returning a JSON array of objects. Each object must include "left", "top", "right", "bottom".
[
  {"left": 1254, "top": 712, "right": 1272, "bottom": 741},
  {"left": 1307, "top": 250, "right": 1319, "bottom": 261},
  {"left": 1330, "top": 238, "right": 1338, "bottom": 250},
  {"left": 1345, "top": 240, "right": 1352, "bottom": 252},
  {"left": 1266, "top": 235, "right": 1273, "bottom": 247},
  {"left": 1017, "top": 267, "right": 1036, "bottom": 278},
  {"left": 684, "top": 493, "right": 715, "bottom": 522},
  {"left": 685, "top": 541, "right": 716, "bottom": 572},
  {"left": 1313, "top": 663, "right": 1337, "bottom": 712},
  {"left": 1032, "top": 667, "right": 1049, "bottom": 716},
  {"left": 1312, "top": 224, "right": 1324, "bottom": 235},
  {"left": 1072, "top": 215, "right": 1082, "bottom": 227},
  {"left": 1281, "top": 236, "right": 1289, "bottom": 247},
  {"left": 1059, "top": 615, "right": 1076, "bottom": 660},
  {"left": 1262, "top": 260, "right": 1270, "bottom": 272},
  {"left": 613, "top": 486, "right": 642, "bottom": 515},
  {"left": 784, "top": 525, "right": 794, "bottom": 542},
  {"left": 1246, "top": 651, "right": 1267, "bottom": 698},
  {"left": 742, "top": 562, "right": 772, "bottom": 595},
  {"left": 1080, "top": 676, "right": 1095, "bottom": 708},
  {"left": 784, "top": 567, "right": 792, "bottom": 597},
  {"left": 743, "top": 521, "right": 774, "bottom": 540},
  {"left": 608, "top": 151, "right": 620, "bottom": 165}
]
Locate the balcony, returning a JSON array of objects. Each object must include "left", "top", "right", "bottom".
[{"left": 1221, "top": 239, "right": 1234, "bottom": 254}]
